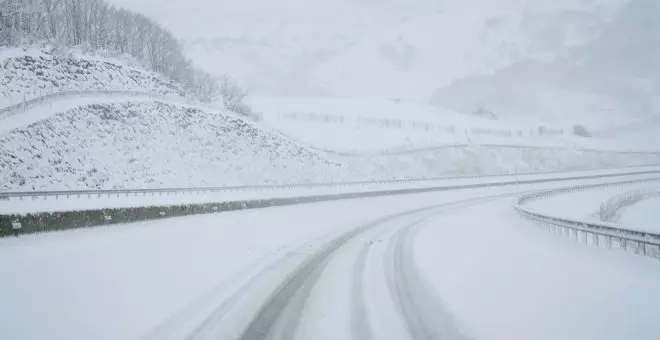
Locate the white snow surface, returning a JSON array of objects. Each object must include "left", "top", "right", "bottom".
[
  {"left": 0, "top": 47, "right": 183, "bottom": 108},
  {"left": 620, "top": 196, "right": 660, "bottom": 233},
  {"left": 415, "top": 197, "right": 660, "bottom": 340},
  {"left": 0, "top": 101, "right": 355, "bottom": 191},
  {"left": 1, "top": 176, "right": 659, "bottom": 340},
  {"left": 3, "top": 84, "right": 659, "bottom": 193},
  {"left": 524, "top": 180, "right": 660, "bottom": 224},
  {"left": 251, "top": 95, "right": 660, "bottom": 154}
]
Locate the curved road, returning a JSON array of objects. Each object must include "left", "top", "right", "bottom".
[
  {"left": 3, "top": 173, "right": 660, "bottom": 340},
  {"left": 139, "top": 174, "right": 660, "bottom": 340},
  {"left": 176, "top": 196, "right": 497, "bottom": 340}
]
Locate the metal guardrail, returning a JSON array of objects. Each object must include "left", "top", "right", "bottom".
[
  {"left": 0, "top": 90, "right": 171, "bottom": 119},
  {"left": 515, "top": 178, "right": 660, "bottom": 261},
  {"left": 3, "top": 167, "right": 660, "bottom": 237},
  {"left": 599, "top": 187, "right": 660, "bottom": 222},
  {"left": 4, "top": 166, "right": 660, "bottom": 202},
  {"left": 0, "top": 89, "right": 264, "bottom": 122}
]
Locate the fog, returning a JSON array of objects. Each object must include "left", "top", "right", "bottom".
[{"left": 104, "top": 1, "right": 636, "bottom": 98}]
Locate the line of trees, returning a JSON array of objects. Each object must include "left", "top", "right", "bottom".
[{"left": 0, "top": 0, "right": 224, "bottom": 102}]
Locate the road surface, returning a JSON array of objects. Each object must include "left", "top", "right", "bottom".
[{"left": 1, "top": 176, "right": 660, "bottom": 340}]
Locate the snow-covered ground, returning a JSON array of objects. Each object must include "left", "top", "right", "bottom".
[
  {"left": 1, "top": 175, "right": 659, "bottom": 340},
  {"left": 4, "top": 165, "right": 660, "bottom": 215},
  {"left": 3, "top": 46, "right": 660, "bottom": 194},
  {"left": 2, "top": 1, "right": 658, "bottom": 339},
  {"left": 336, "top": 147, "right": 660, "bottom": 180},
  {"left": 0, "top": 101, "right": 355, "bottom": 191},
  {"left": 4, "top": 79, "right": 658, "bottom": 193},
  {"left": 620, "top": 197, "right": 660, "bottom": 233},
  {"left": 0, "top": 47, "right": 183, "bottom": 108},
  {"left": 415, "top": 197, "right": 660, "bottom": 340},
  {"left": 522, "top": 179, "right": 660, "bottom": 234},
  {"left": 252, "top": 95, "right": 660, "bottom": 154}
]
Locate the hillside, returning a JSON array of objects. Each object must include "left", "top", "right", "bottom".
[
  {"left": 0, "top": 101, "right": 356, "bottom": 191},
  {"left": 109, "top": 0, "right": 626, "bottom": 101},
  {"left": 0, "top": 47, "right": 184, "bottom": 108},
  {"left": 337, "top": 147, "right": 660, "bottom": 179},
  {"left": 430, "top": 0, "right": 660, "bottom": 130}
]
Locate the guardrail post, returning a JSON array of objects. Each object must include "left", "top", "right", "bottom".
[
  {"left": 606, "top": 235, "right": 612, "bottom": 249},
  {"left": 594, "top": 234, "right": 599, "bottom": 247}
]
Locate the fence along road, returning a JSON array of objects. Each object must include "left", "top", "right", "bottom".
[
  {"left": 3, "top": 165, "right": 660, "bottom": 211},
  {"left": 515, "top": 177, "right": 660, "bottom": 261},
  {"left": 3, "top": 166, "right": 660, "bottom": 237}
]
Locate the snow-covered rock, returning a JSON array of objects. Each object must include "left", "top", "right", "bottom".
[
  {"left": 0, "top": 47, "right": 183, "bottom": 108},
  {"left": 0, "top": 102, "right": 356, "bottom": 191}
]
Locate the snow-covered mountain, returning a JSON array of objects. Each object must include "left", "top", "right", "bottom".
[
  {"left": 108, "top": 0, "right": 626, "bottom": 101},
  {"left": 431, "top": 0, "right": 660, "bottom": 130},
  {"left": 105, "top": 0, "right": 658, "bottom": 134},
  {"left": 3, "top": 0, "right": 657, "bottom": 193}
]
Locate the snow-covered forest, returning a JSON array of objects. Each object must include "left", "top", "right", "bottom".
[{"left": 0, "top": 0, "right": 219, "bottom": 100}]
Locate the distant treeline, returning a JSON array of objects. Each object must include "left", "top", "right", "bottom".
[{"left": 0, "top": 0, "right": 218, "bottom": 101}]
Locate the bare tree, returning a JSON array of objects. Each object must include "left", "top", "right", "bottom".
[
  {"left": 1, "top": 0, "right": 224, "bottom": 100},
  {"left": 219, "top": 75, "right": 250, "bottom": 115}
]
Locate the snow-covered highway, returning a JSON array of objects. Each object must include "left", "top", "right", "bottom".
[{"left": 2, "top": 172, "right": 659, "bottom": 340}]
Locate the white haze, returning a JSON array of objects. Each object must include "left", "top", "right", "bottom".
[{"left": 91, "top": 0, "right": 660, "bottom": 139}]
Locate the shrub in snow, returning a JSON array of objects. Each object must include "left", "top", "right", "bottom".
[
  {"left": 471, "top": 107, "right": 497, "bottom": 120},
  {"left": 572, "top": 124, "right": 591, "bottom": 138},
  {"left": 0, "top": 102, "right": 354, "bottom": 191},
  {"left": 219, "top": 75, "right": 257, "bottom": 119},
  {"left": 0, "top": 49, "right": 183, "bottom": 107}
]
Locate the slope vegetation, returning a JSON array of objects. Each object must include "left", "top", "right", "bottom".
[
  {"left": 0, "top": 48, "right": 183, "bottom": 107},
  {"left": 0, "top": 102, "right": 355, "bottom": 191}
]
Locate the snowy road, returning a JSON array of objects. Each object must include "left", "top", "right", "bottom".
[{"left": 2, "top": 176, "right": 660, "bottom": 340}]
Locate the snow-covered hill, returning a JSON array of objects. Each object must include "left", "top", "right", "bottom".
[
  {"left": 430, "top": 0, "right": 660, "bottom": 130},
  {"left": 0, "top": 47, "right": 184, "bottom": 108},
  {"left": 0, "top": 102, "right": 356, "bottom": 191},
  {"left": 108, "top": 0, "right": 625, "bottom": 101},
  {"left": 337, "top": 146, "right": 660, "bottom": 179}
]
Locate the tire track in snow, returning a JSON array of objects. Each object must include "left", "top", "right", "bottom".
[
  {"left": 237, "top": 206, "right": 440, "bottom": 340},
  {"left": 351, "top": 237, "right": 375, "bottom": 340},
  {"left": 383, "top": 197, "right": 503, "bottom": 340},
  {"left": 181, "top": 194, "right": 509, "bottom": 340}
]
